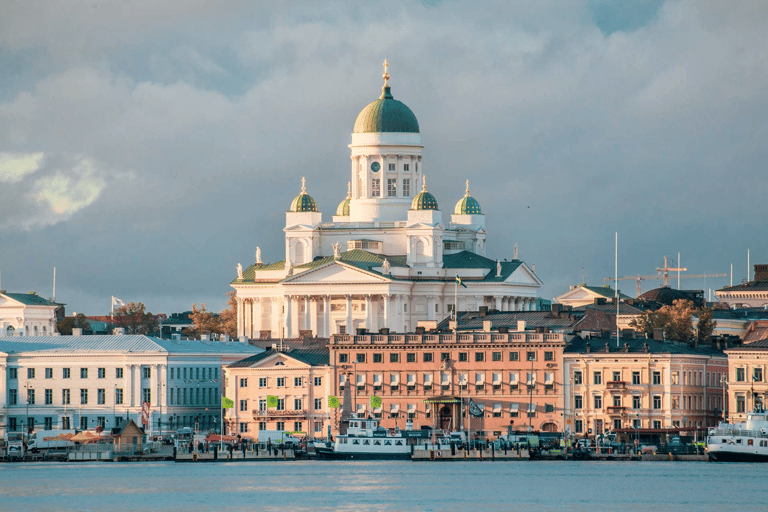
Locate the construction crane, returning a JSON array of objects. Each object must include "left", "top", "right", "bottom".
[{"left": 604, "top": 256, "right": 727, "bottom": 295}]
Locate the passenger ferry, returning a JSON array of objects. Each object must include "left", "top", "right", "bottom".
[
  {"left": 314, "top": 415, "right": 429, "bottom": 460},
  {"left": 707, "top": 407, "right": 768, "bottom": 462}
]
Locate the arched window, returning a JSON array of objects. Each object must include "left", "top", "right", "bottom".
[
  {"left": 412, "top": 238, "right": 427, "bottom": 263},
  {"left": 293, "top": 240, "right": 306, "bottom": 265}
]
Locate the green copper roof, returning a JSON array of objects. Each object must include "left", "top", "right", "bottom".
[
  {"left": 411, "top": 189, "right": 439, "bottom": 211},
  {"left": 353, "top": 86, "right": 420, "bottom": 134},
  {"left": 454, "top": 195, "right": 482, "bottom": 215},
  {"left": 289, "top": 178, "right": 317, "bottom": 212},
  {"left": 336, "top": 182, "right": 351, "bottom": 216}
]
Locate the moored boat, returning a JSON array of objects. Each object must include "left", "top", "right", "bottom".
[
  {"left": 314, "top": 415, "right": 429, "bottom": 460},
  {"left": 707, "top": 407, "right": 768, "bottom": 462}
]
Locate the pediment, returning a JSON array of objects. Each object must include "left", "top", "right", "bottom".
[
  {"left": 284, "top": 224, "right": 318, "bottom": 232},
  {"left": 283, "top": 261, "right": 390, "bottom": 285},
  {"left": 506, "top": 264, "right": 543, "bottom": 286},
  {"left": 248, "top": 353, "right": 311, "bottom": 369}
]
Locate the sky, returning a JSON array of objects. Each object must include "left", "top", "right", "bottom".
[{"left": 1, "top": 0, "right": 766, "bottom": 317}]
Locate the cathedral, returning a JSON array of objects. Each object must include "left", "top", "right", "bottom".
[{"left": 232, "top": 62, "right": 541, "bottom": 339}]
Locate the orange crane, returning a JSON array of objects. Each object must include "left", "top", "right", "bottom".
[{"left": 604, "top": 256, "right": 727, "bottom": 295}]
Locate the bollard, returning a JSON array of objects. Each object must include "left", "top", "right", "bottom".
[{"left": 193, "top": 452, "right": 198, "bottom": 462}]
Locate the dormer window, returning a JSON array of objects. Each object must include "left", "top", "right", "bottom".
[{"left": 347, "top": 240, "right": 382, "bottom": 251}]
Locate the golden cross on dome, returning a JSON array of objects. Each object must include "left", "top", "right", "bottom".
[
  {"left": 301, "top": 176, "right": 306, "bottom": 193},
  {"left": 422, "top": 174, "right": 427, "bottom": 191},
  {"left": 466, "top": 179, "right": 470, "bottom": 195},
  {"left": 383, "top": 59, "right": 390, "bottom": 86}
]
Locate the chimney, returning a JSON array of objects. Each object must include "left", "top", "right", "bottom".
[
  {"left": 754, "top": 264, "right": 768, "bottom": 283},
  {"left": 479, "top": 306, "right": 488, "bottom": 317},
  {"left": 113, "top": 327, "right": 125, "bottom": 335},
  {"left": 551, "top": 304, "right": 561, "bottom": 315},
  {"left": 482, "top": 320, "right": 492, "bottom": 332},
  {"left": 585, "top": 342, "right": 591, "bottom": 353},
  {"left": 517, "top": 320, "right": 526, "bottom": 332},
  {"left": 72, "top": 328, "right": 82, "bottom": 336},
  {"left": 652, "top": 328, "right": 664, "bottom": 341},
  {"left": 643, "top": 342, "right": 650, "bottom": 353}
]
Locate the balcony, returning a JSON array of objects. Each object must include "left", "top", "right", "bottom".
[
  {"left": 253, "top": 410, "right": 307, "bottom": 419},
  {"left": 606, "top": 381, "right": 627, "bottom": 390},
  {"left": 607, "top": 406, "right": 627, "bottom": 414}
]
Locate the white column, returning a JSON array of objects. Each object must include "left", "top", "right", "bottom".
[
  {"left": 253, "top": 299, "right": 262, "bottom": 336},
  {"left": 285, "top": 295, "right": 293, "bottom": 339},
  {"left": 384, "top": 294, "right": 391, "bottom": 331},
  {"left": 323, "top": 295, "right": 331, "bottom": 337},
  {"left": 236, "top": 298, "right": 243, "bottom": 337},
  {"left": 427, "top": 296, "right": 435, "bottom": 321},
  {"left": 346, "top": 295, "right": 353, "bottom": 335},
  {"left": 291, "top": 296, "right": 300, "bottom": 337},
  {"left": 365, "top": 295, "right": 372, "bottom": 332},
  {"left": 133, "top": 365, "right": 142, "bottom": 410},
  {"left": 310, "top": 298, "right": 318, "bottom": 337},
  {"left": 395, "top": 295, "right": 403, "bottom": 332},
  {"left": 304, "top": 296, "right": 311, "bottom": 332},
  {"left": 495, "top": 296, "right": 502, "bottom": 311}
]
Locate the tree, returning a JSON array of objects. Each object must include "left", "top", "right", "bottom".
[
  {"left": 112, "top": 302, "right": 158, "bottom": 335},
  {"left": 218, "top": 291, "right": 238, "bottom": 339},
  {"left": 186, "top": 303, "right": 220, "bottom": 337},
  {"left": 57, "top": 313, "right": 91, "bottom": 335},
  {"left": 696, "top": 308, "right": 717, "bottom": 345},
  {"left": 629, "top": 299, "right": 695, "bottom": 342}
]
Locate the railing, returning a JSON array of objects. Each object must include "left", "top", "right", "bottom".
[
  {"left": 708, "top": 428, "right": 768, "bottom": 439},
  {"left": 607, "top": 406, "right": 627, "bottom": 414},
  {"left": 330, "top": 333, "right": 567, "bottom": 345},
  {"left": 606, "top": 381, "right": 627, "bottom": 390}
]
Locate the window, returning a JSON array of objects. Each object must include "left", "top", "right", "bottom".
[
  {"left": 652, "top": 371, "right": 661, "bottom": 385},
  {"left": 613, "top": 419, "right": 622, "bottom": 430},
  {"left": 294, "top": 421, "right": 303, "bottom": 432},
  {"left": 390, "top": 353, "right": 400, "bottom": 363},
  {"left": 116, "top": 368, "right": 123, "bottom": 379},
  {"left": 98, "top": 388, "right": 106, "bottom": 405},
  {"left": 44, "top": 417, "right": 53, "bottom": 430},
  {"left": 423, "top": 352, "right": 433, "bottom": 363},
  {"left": 672, "top": 396, "right": 679, "bottom": 409},
  {"left": 80, "top": 389, "right": 88, "bottom": 404},
  {"left": 45, "top": 368, "right": 53, "bottom": 379},
  {"left": 387, "top": 178, "right": 397, "bottom": 197},
  {"left": 45, "top": 389, "right": 52, "bottom": 405},
  {"left": 653, "top": 395, "right": 662, "bottom": 409},
  {"left": 653, "top": 420, "right": 662, "bottom": 429},
  {"left": 633, "top": 396, "right": 641, "bottom": 409},
  {"left": 8, "top": 389, "right": 18, "bottom": 406},
  {"left": 475, "top": 352, "right": 485, "bottom": 362},
  {"left": 755, "top": 368, "right": 764, "bottom": 382},
  {"left": 259, "top": 422, "right": 267, "bottom": 431},
  {"left": 80, "top": 416, "right": 88, "bottom": 430},
  {"left": 314, "top": 377, "right": 322, "bottom": 386},
  {"left": 294, "top": 377, "right": 303, "bottom": 387},
  {"left": 373, "top": 353, "right": 383, "bottom": 363},
  {"left": 492, "top": 352, "right": 502, "bottom": 362},
  {"left": 573, "top": 371, "right": 582, "bottom": 385},
  {"left": 613, "top": 395, "right": 621, "bottom": 407},
  {"left": 239, "top": 422, "right": 248, "bottom": 433},
  {"left": 239, "top": 399, "right": 248, "bottom": 412},
  {"left": 459, "top": 352, "right": 468, "bottom": 362},
  {"left": 98, "top": 368, "right": 106, "bottom": 379},
  {"left": 294, "top": 398, "right": 302, "bottom": 410},
  {"left": 339, "top": 353, "right": 349, "bottom": 363},
  {"left": 736, "top": 368, "right": 745, "bottom": 382},
  {"left": 612, "top": 371, "right": 621, "bottom": 382},
  {"left": 276, "top": 399, "right": 285, "bottom": 411},
  {"left": 315, "top": 398, "right": 323, "bottom": 410},
  {"left": 81, "top": 368, "right": 88, "bottom": 379},
  {"left": 403, "top": 179, "right": 410, "bottom": 197},
  {"left": 406, "top": 353, "right": 416, "bottom": 363},
  {"left": 356, "top": 353, "right": 366, "bottom": 363},
  {"left": 574, "top": 419, "right": 583, "bottom": 433},
  {"left": 526, "top": 351, "right": 536, "bottom": 361},
  {"left": 403, "top": 164, "right": 410, "bottom": 172},
  {"left": 545, "top": 404, "right": 555, "bottom": 413},
  {"left": 441, "top": 352, "right": 450, "bottom": 362},
  {"left": 574, "top": 395, "right": 583, "bottom": 409},
  {"left": 259, "top": 399, "right": 266, "bottom": 411},
  {"left": 593, "top": 372, "right": 602, "bottom": 385},
  {"left": 142, "top": 388, "right": 150, "bottom": 404},
  {"left": 63, "top": 368, "right": 70, "bottom": 379},
  {"left": 372, "top": 179, "right": 380, "bottom": 196},
  {"left": 544, "top": 352, "right": 554, "bottom": 361},
  {"left": 277, "top": 377, "right": 286, "bottom": 387},
  {"left": 240, "top": 378, "right": 248, "bottom": 388},
  {"left": 594, "top": 395, "right": 602, "bottom": 409},
  {"left": 115, "top": 388, "right": 123, "bottom": 405},
  {"left": 736, "top": 395, "right": 746, "bottom": 413},
  {"left": 632, "top": 371, "right": 640, "bottom": 385},
  {"left": 388, "top": 163, "right": 395, "bottom": 171},
  {"left": 27, "top": 368, "right": 35, "bottom": 379}
]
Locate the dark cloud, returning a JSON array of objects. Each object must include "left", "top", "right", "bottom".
[{"left": 1, "top": 0, "right": 766, "bottom": 314}]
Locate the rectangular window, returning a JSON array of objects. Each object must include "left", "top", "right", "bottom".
[
  {"left": 80, "top": 416, "right": 88, "bottom": 430},
  {"left": 277, "top": 399, "right": 285, "bottom": 411},
  {"left": 527, "top": 351, "right": 536, "bottom": 361},
  {"left": 755, "top": 368, "right": 764, "bottom": 382},
  {"left": 475, "top": 352, "right": 485, "bottom": 362},
  {"left": 632, "top": 396, "right": 641, "bottom": 409},
  {"left": 27, "top": 368, "right": 35, "bottom": 379},
  {"left": 8, "top": 368, "right": 17, "bottom": 379},
  {"left": 652, "top": 371, "right": 661, "bottom": 385},
  {"left": 423, "top": 352, "right": 433, "bottom": 363},
  {"left": 259, "top": 377, "right": 267, "bottom": 387},
  {"left": 573, "top": 371, "right": 582, "bottom": 385},
  {"left": 259, "top": 422, "right": 267, "bottom": 431},
  {"left": 80, "top": 368, "right": 88, "bottom": 379},
  {"left": 239, "top": 422, "right": 248, "bottom": 433},
  {"left": 142, "top": 388, "right": 151, "bottom": 404},
  {"left": 339, "top": 353, "right": 349, "bottom": 363},
  {"left": 315, "top": 398, "right": 323, "bottom": 410},
  {"left": 545, "top": 404, "right": 555, "bottom": 413},
  {"left": 492, "top": 352, "right": 502, "bottom": 362},
  {"left": 116, "top": 368, "right": 123, "bottom": 379},
  {"left": 509, "top": 351, "right": 519, "bottom": 362},
  {"left": 653, "top": 420, "right": 662, "bottom": 429},
  {"left": 441, "top": 352, "right": 450, "bottom": 362},
  {"left": 314, "top": 421, "right": 323, "bottom": 433},
  {"left": 115, "top": 388, "right": 123, "bottom": 405},
  {"left": 632, "top": 371, "right": 640, "bottom": 385},
  {"left": 294, "top": 398, "right": 302, "bottom": 410},
  {"left": 613, "top": 395, "right": 621, "bottom": 407},
  {"left": 294, "top": 421, "right": 302, "bottom": 432},
  {"left": 356, "top": 353, "right": 366, "bottom": 363},
  {"left": 294, "top": 377, "right": 303, "bottom": 387},
  {"left": 98, "top": 388, "right": 106, "bottom": 405},
  {"left": 373, "top": 353, "right": 383, "bottom": 363},
  {"left": 240, "top": 378, "right": 248, "bottom": 388},
  {"left": 45, "top": 389, "right": 52, "bottom": 405},
  {"left": 574, "top": 395, "right": 583, "bottom": 409},
  {"left": 459, "top": 352, "right": 468, "bottom": 362},
  {"left": 314, "top": 377, "right": 322, "bottom": 386},
  {"left": 736, "top": 368, "right": 745, "bottom": 382},
  {"left": 575, "top": 419, "right": 583, "bottom": 433},
  {"left": 612, "top": 371, "right": 621, "bottom": 382},
  {"left": 63, "top": 368, "right": 70, "bottom": 379},
  {"left": 372, "top": 179, "right": 380, "bottom": 197},
  {"left": 80, "top": 389, "right": 88, "bottom": 405},
  {"left": 403, "top": 179, "right": 410, "bottom": 197},
  {"left": 653, "top": 395, "right": 662, "bottom": 409},
  {"left": 98, "top": 368, "right": 106, "bottom": 379},
  {"left": 387, "top": 178, "right": 397, "bottom": 197},
  {"left": 594, "top": 395, "right": 602, "bottom": 409},
  {"left": 736, "top": 395, "right": 746, "bottom": 413},
  {"left": 27, "top": 389, "right": 35, "bottom": 405},
  {"left": 390, "top": 353, "right": 400, "bottom": 363},
  {"left": 45, "top": 368, "right": 53, "bottom": 379},
  {"left": 388, "top": 163, "right": 395, "bottom": 171},
  {"left": 259, "top": 399, "right": 266, "bottom": 411},
  {"left": 406, "top": 353, "right": 416, "bottom": 363},
  {"left": 240, "top": 400, "right": 248, "bottom": 412},
  {"left": 593, "top": 372, "right": 602, "bottom": 385},
  {"left": 277, "top": 377, "right": 285, "bottom": 387},
  {"left": 44, "top": 417, "right": 53, "bottom": 430},
  {"left": 544, "top": 352, "right": 554, "bottom": 361}
]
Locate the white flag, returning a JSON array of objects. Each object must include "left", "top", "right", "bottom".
[{"left": 112, "top": 296, "right": 125, "bottom": 308}]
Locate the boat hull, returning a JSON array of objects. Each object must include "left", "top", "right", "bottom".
[
  {"left": 314, "top": 447, "right": 411, "bottom": 460},
  {"left": 708, "top": 450, "right": 768, "bottom": 462}
]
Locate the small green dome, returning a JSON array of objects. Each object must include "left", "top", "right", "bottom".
[
  {"left": 336, "top": 182, "right": 352, "bottom": 216},
  {"left": 353, "top": 86, "right": 420, "bottom": 134},
  {"left": 454, "top": 180, "right": 482, "bottom": 214},
  {"left": 289, "top": 177, "right": 318, "bottom": 212},
  {"left": 410, "top": 177, "right": 439, "bottom": 210}
]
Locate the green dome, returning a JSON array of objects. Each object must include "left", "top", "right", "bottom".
[
  {"left": 353, "top": 86, "right": 420, "bottom": 134},
  {"left": 454, "top": 181, "right": 482, "bottom": 214},
  {"left": 336, "top": 182, "right": 351, "bottom": 216},
  {"left": 289, "top": 177, "right": 318, "bottom": 212},
  {"left": 411, "top": 176, "right": 438, "bottom": 210}
]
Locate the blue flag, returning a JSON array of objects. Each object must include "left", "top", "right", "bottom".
[{"left": 456, "top": 275, "right": 467, "bottom": 288}]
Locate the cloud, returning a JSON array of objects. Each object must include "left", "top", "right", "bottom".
[
  {"left": 31, "top": 158, "right": 105, "bottom": 216},
  {"left": 0, "top": 151, "right": 44, "bottom": 183}
]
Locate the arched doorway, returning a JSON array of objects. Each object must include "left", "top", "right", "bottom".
[
  {"left": 439, "top": 406, "right": 452, "bottom": 431},
  {"left": 541, "top": 422, "right": 558, "bottom": 432}
]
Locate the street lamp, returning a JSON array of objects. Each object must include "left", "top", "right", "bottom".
[
  {"left": 113, "top": 384, "right": 118, "bottom": 429},
  {"left": 25, "top": 383, "right": 31, "bottom": 434}
]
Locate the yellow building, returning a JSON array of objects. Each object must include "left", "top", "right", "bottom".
[{"left": 725, "top": 340, "right": 768, "bottom": 422}]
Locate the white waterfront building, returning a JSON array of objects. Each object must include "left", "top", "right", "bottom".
[
  {"left": 0, "top": 334, "right": 261, "bottom": 437},
  {"left": 232, "top": 63, "right": 542, "bottom": 339},
  {"left": 1, "top": 292, "right": 62, "bottom": 336}
]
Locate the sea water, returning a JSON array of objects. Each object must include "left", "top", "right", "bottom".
[{"left": 1, "top": 460, "right": 764, "bottom": 511}]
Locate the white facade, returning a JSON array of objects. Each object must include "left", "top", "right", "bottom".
[
  {"left": 0, "top": 334, "right": 261, "bottom": 437},
  {"left": 232, "top": 67, "right": 542, "bottom": 339},
  {"left": 0, "top": 292, "right": 61, "bottom": 336}
]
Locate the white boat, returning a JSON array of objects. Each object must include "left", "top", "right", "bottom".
[
  {"left": 707, "top": 407, "right": 768, "bottom": 462},
  {"left": 314, "top": 415, "right": 429, "bottom": 460}
]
